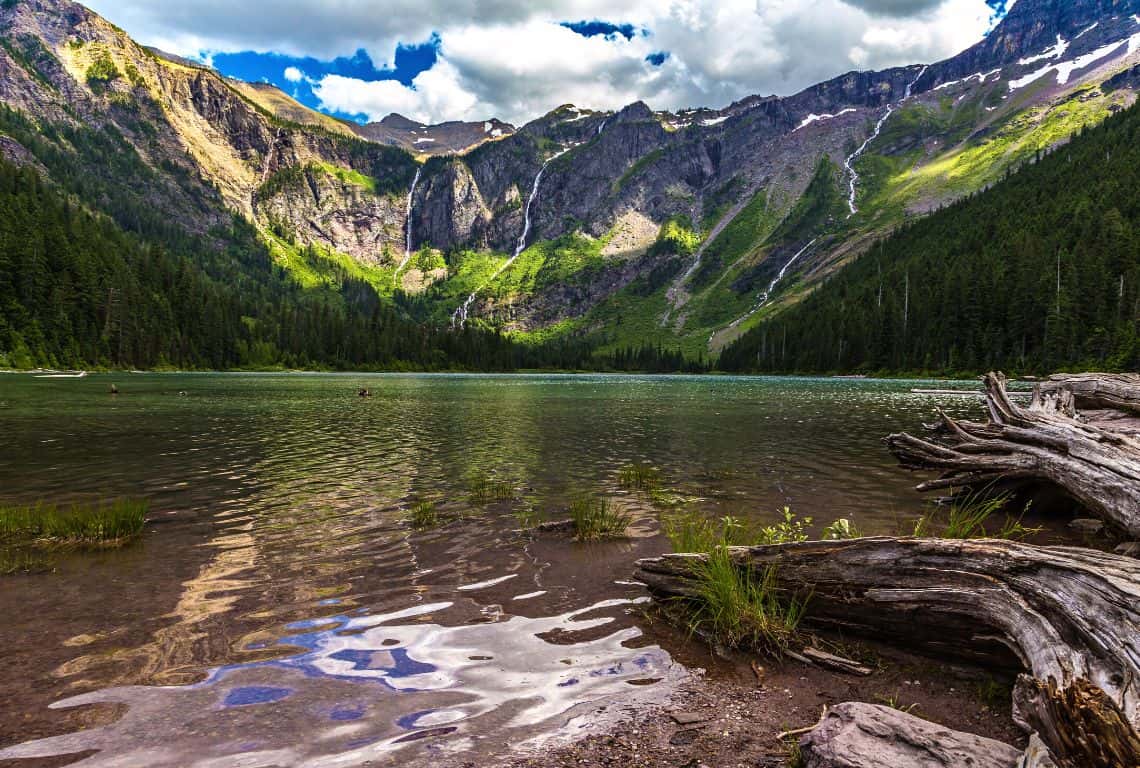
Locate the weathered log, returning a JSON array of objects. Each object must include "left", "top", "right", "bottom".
[
  {"left": 887, "top": 372, "right": 1140, "bottom": 537},
  {"left": 635, "top": 538, "right": 1140, "bottom": 768},
  {"left": 1041, "top": 373, "right": 1140, "bottom": 415},
  {"left": 798, "top": 702, "right": 1022, "bottom": 768}
]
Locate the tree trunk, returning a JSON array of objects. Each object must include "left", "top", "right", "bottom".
[
  {"left": 886, "top": 372, "right": 1140, "bottom": 536},
  {"left": 635, "top": 538, "right": 1140, "bottom": 768}
]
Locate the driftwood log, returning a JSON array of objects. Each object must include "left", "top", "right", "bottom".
[
  {"left": 798, "top": 702, "right": 1023, "bottom": 768},
  {"left": 1040, "top": 373, "right": 1140, "bottom": 415},
  {"left": 886, "top": 372, "right": 1140, "bottom": 537},
  {"left": 636, "top": 538, "right": 1140, "bottom": 768}
]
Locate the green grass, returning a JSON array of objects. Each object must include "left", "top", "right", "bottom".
[
  {"left": 912, "top": 491, "right": 1039, "bottom": 540},
  {"left": 405, "top": 500, "right": 440, "bottom": 530},
  {"left": 684, "top": 548, "right": 808, "bottom": 655},
  {"left": 467, "top": 473, "right": 517, "bottom": 504},
  {"left": 313, "top": 161, "right": 378, "bottom": 193},
  {"left": 618, "top": 462, "right": 661, "bottom": 491},
  {"left": 568, "top": 495, "right": 632, "bottom": 540},
  {"left": 0, "top": 499, "right": 148, "bottom": 549}
]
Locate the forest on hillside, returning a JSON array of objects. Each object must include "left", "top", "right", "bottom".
[{"left": 719, "top": 99, "right": 1140, "bottom": 376}]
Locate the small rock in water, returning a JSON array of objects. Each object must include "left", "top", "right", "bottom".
[{"left": 1069, "top": 518, "right": 1104, "bottom": 535}]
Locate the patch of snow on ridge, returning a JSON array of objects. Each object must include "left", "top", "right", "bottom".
[
  {"left": 1010, "top": 36, "right": 1135, "bottom": 90},
  {"left": 701, "top": 116, "right": 728, "bottom": 126},
  {"left": 1020, "top": 35, "right": 1069, "bottom": 66},
  {"left": 483, "top": 122, "right": 492, "bottom": 132},
  {"left": 414, "top": 137, "right": 437, "bottom": 143},
  {"left": 1055, "top": 39, "right": 1129, "bottom": 84},
  {"left": 933, "top": 69, "right": 1001, "bottom": 92},
  {"left": 1075, "top": 23, "right": 1099, "bottom": 40},
  {"left": 793, "top": 108, "right": 856, "bottom": 131}
]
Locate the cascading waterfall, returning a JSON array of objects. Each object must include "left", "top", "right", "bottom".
[
  {"left": 844, "top": 65, "right": 928, "bottom": 217},
  {"left": 711, "top": 239, "right": 818, "bottom": 343},
  {"left": 394, "top": 167, "right": 422, "bottom": 275},
  {"left": 451, "top": 147, "right": 572, "bottom": 328}
]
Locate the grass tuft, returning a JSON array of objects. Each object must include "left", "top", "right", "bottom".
[
  {"left": 568, "top": 495, "right": 632, "bottom": 540},
  {"left": 467, "top": 473, "right": 516, "bottom": 504},
  {"left": 685, "top": 548, "right": 808, "bottom": 656},
  {"left": 405, "top": 501, "right": 440, "bottom": 530},
  {"left": 0, "top": 499, "right": 148, "bottom": 549},
  {"left": 913, "top": 490, "right": 1040, "bottom": 540},
  {"left": 618, "top": 462, "right": 661, "bottom": 491}
]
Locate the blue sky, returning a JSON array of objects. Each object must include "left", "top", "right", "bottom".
[{"left": 85, "top": 0, "right": 1013, "bottom": 126}]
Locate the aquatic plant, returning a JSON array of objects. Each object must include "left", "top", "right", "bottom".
[
  {"left": 618, "top": 462, "right": 661, "bottom": 491},
  {"left": 912, "top": 491, "right": 1039, "bottom": 541},
  {"left": 406, "top": 501, "right": 440, "bottom": 530},
  {"left": 568, "top": 495, "right": 632, "bottom": 540},
  {"left": 0, "top": 498, "right": 148, "bottom": 548},
  {"left": 513, "top": 504, "right": 543, "bottom": 532},
  {"left": 467, "top": 473, "right": 517, "bottom": 504}
]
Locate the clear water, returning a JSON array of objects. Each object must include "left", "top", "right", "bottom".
[{"left": 0, "top": 373, "right": 993, "bottom": 766}]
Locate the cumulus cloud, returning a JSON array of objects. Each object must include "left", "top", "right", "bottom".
[
  {"left": 283, "top": 65, "right": 304, "bottom": 82},
  {"left": 83, "top": 0, "right": 1010, "bottom": 125}
]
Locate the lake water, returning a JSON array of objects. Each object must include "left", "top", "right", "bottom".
[{"left": 0, "top": 373, "right": 998, "bottom": 767}]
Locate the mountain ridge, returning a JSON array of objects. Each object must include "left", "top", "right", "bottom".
[{"left": 1, "top": 0, "right": 1139, "bottom": 369}]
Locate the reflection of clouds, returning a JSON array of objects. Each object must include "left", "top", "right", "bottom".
[{"left": 0, "top": 597, "right": 679, "bottom": 767}]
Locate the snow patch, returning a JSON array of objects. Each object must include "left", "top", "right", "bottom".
[
  {"left": 483, "top": 121, "right": 492, "bottom": 132},
  {"left": 1055, "top": 39, "right": 1128, "bottom": 84},
  {"left": 1020, "top": 35, "right": 1069, "bottom": 66},
  {"left": 1011, "top": 36, "right": 1133, "bottom": 90},
  {"left": 1075, "top": 22, "right": 1099, "bottom": 40},
  {"left": 793, "top": 108, "right": 856, "bottom": 132},
  {"left": 413, "top": 137, "right": 437, "bottom": 144},
  {"left": 701, "top": 116, "right": 728, "bottom": 127},
  {"left": 490, "top": 128, "right": 503, "bottom": 138}
]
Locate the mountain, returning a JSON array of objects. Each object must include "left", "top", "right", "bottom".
[
  {"left": 1, "top": 0, "right": 1138, "bottom": 372},
  {"left": 350, "top": 114, "right": 516, "bottom": 156},
  {"left": 718, "top": 96, "right": 1140, "bottom": 375}
]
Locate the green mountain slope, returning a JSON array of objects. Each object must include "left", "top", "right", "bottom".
[{"left": 718, "top": 101, "right": 1140, "bottom": 375}]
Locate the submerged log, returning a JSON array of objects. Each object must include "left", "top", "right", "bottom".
[
  {"left": 886, "top": 372, "right": 1140, "bottom": 536},
  {"left": 798, "top": 702, "right": 1023, "bottom": 768},
  {"left": 635, "top": 538, "right": 1140, "bottom": 768}
]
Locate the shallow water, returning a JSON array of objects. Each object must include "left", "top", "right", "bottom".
[{"left": 0, "top": 373, "right": 1002, "bottom": 766}]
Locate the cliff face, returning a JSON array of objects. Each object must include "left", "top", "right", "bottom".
[{"left": 2, "top": 0, "right": 1139, "bottom": 349}]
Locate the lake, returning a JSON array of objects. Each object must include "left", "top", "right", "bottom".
[{"left": 0, "top": 373, "right": 996, "bottom": 766}]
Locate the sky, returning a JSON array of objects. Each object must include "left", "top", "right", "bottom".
[{"left": 84, "top": 0, "right": 1014, "bottom": 127}]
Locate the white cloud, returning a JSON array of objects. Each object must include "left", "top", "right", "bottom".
[
  {"left": 283, "top": 66, "right": 304, "bottom": 82},
  {"left": 84, "top": 0, "right": 1006, "bottom": 125}
]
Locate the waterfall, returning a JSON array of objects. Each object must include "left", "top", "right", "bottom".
[
  {"left": 713, "top": 239, "right": 818, "bottom": 343},
  {"left": 844, "top": 65, "right": 928, "bottom": 217},
  {"left": 394, "top": 167, "right": 422, "bottom": 275},
  {"left": 451, "top": 147, "right": 572, "bottom": 328}
]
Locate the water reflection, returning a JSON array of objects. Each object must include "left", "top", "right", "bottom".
[
  {"left": 0, "top": 596, "right": 678, "bottom": 767},
  {"left": 0, "top": 374, "right": 994, "bottom": 765}
]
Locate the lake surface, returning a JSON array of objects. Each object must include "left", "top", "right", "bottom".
[{"left": 0, "top": 373, "right": 996, "bottom": 767}]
